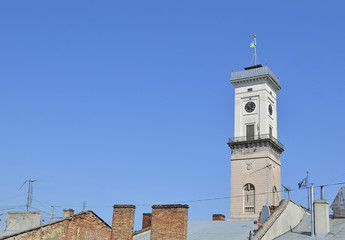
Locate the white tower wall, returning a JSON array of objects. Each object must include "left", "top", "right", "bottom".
[{"left": 228, "top": 65, "right": 284, "bottom": 220}]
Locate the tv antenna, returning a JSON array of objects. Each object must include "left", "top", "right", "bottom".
[
  {"left": 282, "top": 184, "right": 291, "bottom": 199},
  {"left": 19, "top": 180, "right": 39, "bottom": 211}
]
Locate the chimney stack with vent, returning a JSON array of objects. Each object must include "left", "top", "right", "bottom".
[
  {"left": 111, "top": 205, "right": 136, "bottom": 240},
  {"left": 150, "top": 204, "right": 189, "bottom": 240}
]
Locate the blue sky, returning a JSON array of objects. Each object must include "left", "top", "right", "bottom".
[{"left": 0, "top": 0, "right": 345, "bottom": 230}]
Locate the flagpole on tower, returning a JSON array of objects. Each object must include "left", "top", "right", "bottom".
[
  {"left": 307, "top": 171, "right": 310, "bottom": 210},
  {"left": 250, "top": 34, "right": 258, "bottom": 65},
  {"left": 254, "top": 34, "right": 257, "bottom": 65}
]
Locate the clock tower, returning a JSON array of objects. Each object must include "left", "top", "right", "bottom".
[{"left": 228, "top": 64, "right": 284, "bottom": 220}]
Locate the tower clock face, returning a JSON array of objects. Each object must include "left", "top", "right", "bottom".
[
  {"left": 245, "top": 101, "right": 256, "bottom": 113},
  {"left": 269, "top": 104, "right": 273, "bottom": 115}
]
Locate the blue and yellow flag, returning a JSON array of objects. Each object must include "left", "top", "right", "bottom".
[
  {"left": 298, "top": 177, "right": 308, "bottom": 189},
  {"left": 250, "top": 41, "right": 256, "bottom": 48}
]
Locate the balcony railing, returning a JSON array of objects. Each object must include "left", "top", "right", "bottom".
[
  {"left": 228, "top": 134, "right": 284, "bottom": 149},
  {"left": 244, "top": 206, "right": 255, "bottom": 213}
]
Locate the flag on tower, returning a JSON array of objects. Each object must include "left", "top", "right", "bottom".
[
  {"left": 250, "top": 40, "right": 256, "bottom": 48},
  {"left": 298, "top": 177, "right": 308, "bottom": 189}
]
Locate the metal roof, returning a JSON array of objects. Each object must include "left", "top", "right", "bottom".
[
  {"left": 230, "top": 66, "right": 281, "bottom": 89},
  {"left": 133, "top": 220, "right": 256, "bottom": 240},
  {"left": 275, "top": 213, "right": 345, "bottom": 239}
]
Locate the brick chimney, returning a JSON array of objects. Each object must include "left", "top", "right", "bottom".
[
  {"left": 62, "top": 209, "right": 74, "bottom": 219},
  {"left": 212, "top": 214, "right": 225, "bottom": 221},
  {"left": 111, "top": 205, "right": 136, "bottom": 240},
  {"left": 150, "top": 204, "right": 189, "bottom": 240},
  {"left": 142, "top": 213, "right": 152, "bottom": 229}
]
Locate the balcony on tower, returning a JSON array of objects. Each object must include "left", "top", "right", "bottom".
[{"left": 227, "top": 134, "right": 284, "bottom": 153}]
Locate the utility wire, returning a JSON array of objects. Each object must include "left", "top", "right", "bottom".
[
  {"left": 326, "top": 173, "right": 345, "bottom": 185},
  {"left": 0, "top": 194, "right": 26, "bottom": 202},
  {"left": 25, "top": 188, "right": 301, "bottom": 208},
  {"left": 2, "top": 181, "right": 344, "bottom": 211},
  {"left": 30, "top": 206, "right": 52, "bottom": 216}
]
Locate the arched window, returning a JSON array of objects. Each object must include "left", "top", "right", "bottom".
[{"left": 244, "top": 183, "right": 255, "bottom": 213}]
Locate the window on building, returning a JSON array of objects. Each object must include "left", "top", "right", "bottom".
[
  {"left": 248, "top": 88, "right": 253, "bottom": 92},
  {"left": 244, "top": 183, "right": 255, "bottom": 213},
  {"left": 246, "top": 124, "right": 255, "bottom": 141}
]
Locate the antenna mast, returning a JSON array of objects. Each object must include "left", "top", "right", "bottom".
[{"left": 19, "top": 180, "right": 38, "bottom": 211}]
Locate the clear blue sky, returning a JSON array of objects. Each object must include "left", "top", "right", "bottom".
[{"left": 0, "top": 0, "right": 345, "bottom": 230}]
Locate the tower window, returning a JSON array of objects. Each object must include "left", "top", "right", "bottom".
[
  {"left": 246, "top": 124, "right": 255, "bottom": 141},
  {"left": 244, "top": 184, "right": 255, "bottom": 212},
  {"left": 248, "top": 88, "right": 253, "bottom": 92}
]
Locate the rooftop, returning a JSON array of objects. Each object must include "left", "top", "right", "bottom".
[
  {"left": 230, "top": 65, "right": 281, "bottom": 90},
  {"left": 133, "top": 220, "right": 256, "bottom": 240},
  {"left": 0, "top": 210, "right": 110, "bottom": 239},
  {"left": 276, "top": 214, "right": 345, "bottom": 239}
]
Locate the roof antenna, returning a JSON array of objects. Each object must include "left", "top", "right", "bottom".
[{"left": 19, "top": 180, "right": 39, "bottom": 211}]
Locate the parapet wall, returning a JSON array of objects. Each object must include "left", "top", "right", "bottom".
[{"left": 6, "top": 212, "right": 40, "bottom": 232}]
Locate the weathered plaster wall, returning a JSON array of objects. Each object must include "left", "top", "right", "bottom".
[
  {"left": 254, "top": 199, "right": 306, "bottom": 240},
  {"left": 314, "top": 200, "right": 330, "bottom": 235},
  {"left": 6, "top": 212, "right": 41, "bottom": 232}
]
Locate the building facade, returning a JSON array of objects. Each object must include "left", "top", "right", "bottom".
[
  {"left": 0, "top": 211, "right": 112, "bottom": 240},
  {"left": 228, "top": 65, "right": 284, "bottom": 220}
]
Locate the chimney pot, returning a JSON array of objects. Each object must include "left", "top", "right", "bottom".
[
  {"left": 212, "top": 214, "right": 225, "bottom": 221},
  {"left": 63, "top": 209, "right": 74, "bottom": 219}
]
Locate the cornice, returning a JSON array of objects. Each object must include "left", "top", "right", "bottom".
[
  {"left": 227, "top": 138, "right": 284, "bottom": 154},
  {"left": 230, "top": 66, "right": 281, "bottom": 91}
]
